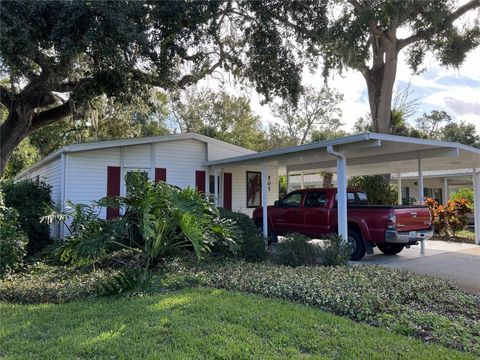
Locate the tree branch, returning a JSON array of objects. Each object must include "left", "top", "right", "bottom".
[
  {"left": 0, "top": 85, "right": 14, "bottom": 107},
  {"left": 30, "top": 101, "right": 73, "bottom": 131},
  {"left": 397, "top": 0, "right": 480, "bottom": 51}
]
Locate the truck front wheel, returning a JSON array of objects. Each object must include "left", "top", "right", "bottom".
[
  {"left": 377, "top": 243, "right": 404, "bottom": 255},
  {"left": 348, "top": 230, "right": 366, "bottom": 261},
  {"left": 254, "top": 220, "right": 278, "bottom": 245}
]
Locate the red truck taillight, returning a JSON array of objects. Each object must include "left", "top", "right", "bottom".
[{"left": 387, "top": 213, "right": 397, "bottom": 229}]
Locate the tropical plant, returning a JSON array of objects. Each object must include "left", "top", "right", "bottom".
[
  {"left": 425, "top": 197, "right": 473, "bottom": 236},
  {"left": 44, "top": 173, "right": 239, "bottom": 268}
]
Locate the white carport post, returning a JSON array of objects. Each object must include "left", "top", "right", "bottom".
[
  {"left": 261, "top": 162, "right": 269, "bottom": 239},
  {"left": 327, "top": 146, "right": 348, "bottom": 241},
  {"left": 473, "top": 168, "right": 480, "bottom": 245},
  {"left": 443, "top": 178, "right": 449, "bottom": 205},
  {"left": 397, "top": 170, "right": 402, "bottom": 205},
  {"left": 213, "top": 167, "right": 219, "bottom": 206},
  {"left": 418, "top": 156, "right": 425, "bottom": 255},
  {"left": 300, "top": 171, "right": 305, "bottom": 189}
]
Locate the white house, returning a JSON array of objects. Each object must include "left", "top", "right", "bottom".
[
  {"left": 14, "top": 133, "right": 278, "bottom": 238},
  {"left": 15, "top": 132, "right": 480, "bottom": 245}
]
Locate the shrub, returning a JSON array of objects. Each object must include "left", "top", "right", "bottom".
[
  {"left": 425, "top": 197, "right": 473, "bottom": 236},
  {"left": 450, "top": 188, "right": 474, "bottom": 204},
  {"left": 271, "top": 234, "right": 322, "bottom": 267},
  {"left": 320, "top": 233, "right": 351, "bottom": 266},
  {"left": 348, "top": 175, "right": 398, "bottom": 205},
  {"left": 271, "top": 233, "right": 351, "bottom": 267},
  {"left": 218, "top": 208, "right": 267, "bottom": 262},
  {"left": 0, "top": 193, "right": 28, "bottom": 272},
  {"left": 1, "top": 179, "right": 53, "bottom": 254},
  {"left": 0, "top": 262, "right": 118, "bottom": 304}
]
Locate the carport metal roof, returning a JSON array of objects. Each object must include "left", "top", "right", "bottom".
[
  {"left": 206, "top": 133, "right": 480, "bottom": 246},
  {"left": 206, "top": 133, "right": 480, "bottom": 176}
]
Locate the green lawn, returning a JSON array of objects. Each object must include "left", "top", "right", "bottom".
[{"left": 0, "top": 288, "right": 474, "bottom": 360}]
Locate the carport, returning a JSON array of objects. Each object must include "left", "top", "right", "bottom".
[{"left": 206, "top": 133, "right": 480, "bottom": 246}]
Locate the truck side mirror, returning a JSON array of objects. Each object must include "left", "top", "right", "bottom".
[{"left": 274, "top": 200, "right": 280, "bottom": 207}]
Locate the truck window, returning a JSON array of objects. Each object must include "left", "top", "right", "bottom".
[
  {"left": 356, "top": 192, "right": 369, "bottom": 205},
  {"left": 304, "top": 191, "right": 328, "bottom": 208},
  {"left": 334, "top": 192, "right": 357, "bottom": 206},
  {"left": 279, "top": 192, "right": 302, "bottom": 208}
]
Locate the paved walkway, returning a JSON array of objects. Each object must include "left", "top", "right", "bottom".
[{"left": 355, "top": 240, "right": 480, "bottom": 294}]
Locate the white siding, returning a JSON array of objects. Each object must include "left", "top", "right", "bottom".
[
  {"left": 207, "top": 142, "right": 255, "bottom": 161},
  {"left": 123, "top": 144, "right": 151, "bottom": 168},
  {"left": 224, "top": 165, "right": 279, "bottom": 217},
  {"left": 18, "top": 158, "right": 62, "bottom": 238},
  {"left": 155, "top": 139, "right": 207, "bottom": 188},
  {"left": 66, "top": 148, "right": 120, "bottom": 219}
]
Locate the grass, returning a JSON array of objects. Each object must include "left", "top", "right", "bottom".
[
  {"left": 0, "top": 288, "right": 475, "bottom": 360},
  {"left": 431, "top": 229, "right": 476, "bottom": 243}
]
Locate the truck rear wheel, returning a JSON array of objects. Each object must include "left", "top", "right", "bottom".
[
  {"left": 348, "top": 230, "right": 366, "bottom": 261},
  {"left": 377, "top": 243, "right": 404, "bottom": 255}
]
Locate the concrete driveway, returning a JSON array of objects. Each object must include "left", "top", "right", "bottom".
[{"left": 356, "top": 241, "right": 480, "bottom": 294}]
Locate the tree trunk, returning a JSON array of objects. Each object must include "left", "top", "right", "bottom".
[
  {"left": 363, "top": 36, "right": 398, "bottom": 134},
  {"left": 0, "top": 109, "right": 33, "bottom": 175}
]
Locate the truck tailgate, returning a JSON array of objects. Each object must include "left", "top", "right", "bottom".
[{"left": 395, "top": 207, "right": 431, "bottom": 231}]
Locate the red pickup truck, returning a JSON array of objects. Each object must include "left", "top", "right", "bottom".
[{"left": 252, "top": 188, "right": 433, "bottom": 260}]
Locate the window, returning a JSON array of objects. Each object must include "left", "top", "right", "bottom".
[
  {"left": 334, "top": 192, "right": 359, "bottom": 206},
  {"left": 209, "top": 175, "right": 220, "bottom": 196},
  {"left": 356, "top": 192, "right": 369, "bottom": 205},
  {"left": 401, "top": 186, "right": 410, "bottom": 205},
  {"left": 125, "top": 170, "right": 148, "bottom": 195},
  {"left": 279, "top": 192, "right": 302, "bottom": 208},
  {"left": 424, "top": 188, "right": 443, "bottom": 204},
  {"left": 304, "top": 191, "right": 328, "bottom": 208}
]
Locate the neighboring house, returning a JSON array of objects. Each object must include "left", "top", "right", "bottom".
[
  {"left": 14, "top": 133, "right": 278, "bottom": 238},
  {"left": 392, "top": 169, "right": 474, "bottom": 205}
]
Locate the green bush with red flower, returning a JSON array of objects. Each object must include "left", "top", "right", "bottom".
[{"left": 424, "top": 197, "right": 473, "bottom": 236}]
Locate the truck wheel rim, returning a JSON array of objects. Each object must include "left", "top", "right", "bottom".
[{"left": 348, "top": 235, "right": 357, "bottom": 253}]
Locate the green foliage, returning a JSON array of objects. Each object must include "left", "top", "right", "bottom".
[
  {"left": 451, "top": 188, "right": 474, "bottom": 204},
  {"left": 271, "top": 234, "right": 322, "bottom": 267},
  {"left": 218, "top": 208, "right": 267, "bottom": 262},
  {"left": 0, "top": 192, "right": 28, "bottom": 272},
  {"left": 95, "top": 268, "right": 151, "bottom": 296},
  {"left": 1, "top": 179, "right": 53, "bottom": 254},
  {"left": 271, "top": 233, "right": 351, "bottom": 267},
  {"left": 2, "top": 138, "right": 40, "bottom": 180},
  {"left": 321, "top": 233, "right": 352, "bottom": 266},
  {"left": 1, "top": 288, "right": 472, "bottom": 359},
  {"left": 441, "top": 121, "right": 480, "bottom": 147},
  {"left": 48, "top": 173, "right": 238, "bottom": 267},
  {"left": 348, "top": 175, "right": 398, "bottom": 205},
  {"left": 0, "top": 262, "right": 118, "bottom": 304},
  {"left": 270, "top": 86, "right": 344, "bottom": 145},
  {"left": 425, "top": 197, "right": 473, "bottom": 237},
  {"left": 168, "top": 258, "right": 480, "bottom": 355},
  {"left": 171, "top": 88, "right": 269, "bottom": 151}
]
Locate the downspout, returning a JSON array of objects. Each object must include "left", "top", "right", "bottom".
[{"left": 327, "top": 145, "right": 348, "bottom": 241}]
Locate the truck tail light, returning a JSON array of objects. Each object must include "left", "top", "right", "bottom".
[{"left": 387, "top": 213, "right": 396, "bottom": 229}]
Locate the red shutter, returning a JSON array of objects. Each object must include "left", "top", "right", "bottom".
[
  {"left": 155, "top": 168, "right": 166, "bottom": 182},
  {"left": 106, "top": 166, "right": 121, "bottom": 220},
  {"left": 195, "top": 170, "right": 206, "bottom": 193},
  {"left": 223, "top": 172, "right": 232, "bottom": 210}
]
